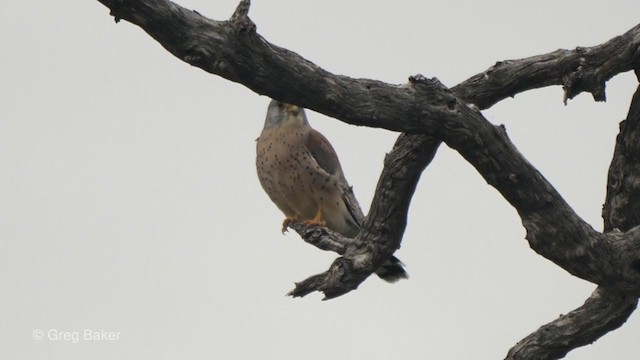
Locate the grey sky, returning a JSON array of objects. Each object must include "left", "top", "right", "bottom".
[{"left": 1, "top": 0, "right": 639, "bottom": 359}]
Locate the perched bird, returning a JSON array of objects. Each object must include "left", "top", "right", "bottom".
[{"left": 256, "top": 99, "right": 407, "bottom": 282}]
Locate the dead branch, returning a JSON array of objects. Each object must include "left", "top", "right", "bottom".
[{"left": 94, "top": 0, "right": 640, "bottom": 358}]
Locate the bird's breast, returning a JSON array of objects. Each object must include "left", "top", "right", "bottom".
[{"left": 256, "top": 128, "right": 310, "bottom": 189}]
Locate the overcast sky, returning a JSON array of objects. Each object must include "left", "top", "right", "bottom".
[{"left": 2, "top": 0, "right": 639, "bottom": 359}]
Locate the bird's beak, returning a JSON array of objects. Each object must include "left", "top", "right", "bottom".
[{"left": 285, "top": 103, "right": 300, "bottom": 113}]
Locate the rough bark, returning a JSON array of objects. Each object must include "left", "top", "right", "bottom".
[
  {"left": 453, "top": 27, "right": 640, "bottom": 108},
  {"left": 506, "top": 81, "right": 640, "bottom": 360},
  {"left": 94, "top": 0, "right": 640, "bottom": 358},
  {"left": 505, "top": 287, "right": 637, "bottom": 360},
  {"left": 604, "top": 78, "right": 640, "bottom": 233},
  {"left": 97, "top": 0, "right": 640, "bottom": 133}
]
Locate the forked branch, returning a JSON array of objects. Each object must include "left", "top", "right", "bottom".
[
  {"left": 506, "top": 83, "right": 640, "bottom": 359},
  {"left": 94, "top": 0, "right": 640, "bottom": 358}
]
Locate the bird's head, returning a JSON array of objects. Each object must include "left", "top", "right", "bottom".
[{"left": 263, "top": 100, "right": 309, "bottom": 129}]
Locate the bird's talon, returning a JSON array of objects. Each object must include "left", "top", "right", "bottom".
[
  {"left": 281, "top": 216, "right": 299, "bottom": 233},
  {"left": 302, "top": 219, "right": 326, "bottom": 228},
  {"left": 302, "top": 209, "right": 326, "bottom": 228}
]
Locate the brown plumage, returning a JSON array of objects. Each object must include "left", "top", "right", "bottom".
[{"left": 256, "top": 100, "right": 408, "bottom": 283}]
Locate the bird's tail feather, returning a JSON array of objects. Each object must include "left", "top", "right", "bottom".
[{"left": 375, "top": 255, "right": 408, "bottom": 283}]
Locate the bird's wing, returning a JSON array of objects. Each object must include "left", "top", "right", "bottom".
[
  {"left": 341, "top": 184, "right": 364, "bottom": 229},
  {"left": 306, "top": 129, "right": 363, "bottom": 230},
  {"left": 305, "top": 129, "right": 341, "bottom": 176}
]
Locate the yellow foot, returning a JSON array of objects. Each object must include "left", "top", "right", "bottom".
[
  {"left": 281, "top": 216, "right": 299, "bottom": 234},
  {"left": 302, "top": 210, "right": 326, "bottom": 228}
]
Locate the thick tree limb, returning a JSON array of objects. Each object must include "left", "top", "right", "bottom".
[
  {"left": 505, "top": 287, "right": 637, "bottom": 360},
  {"left": 506, "top": 83, "right": 640, "bottom": 360},
  {"left": 95, "top": 0, "right": 640, "bottom": 299},
  {"left": 97, "top": 0, "right": 640, "bottom": 133},
  {"left": 604, "top": 79, "right": 640, "bottom": 233}
]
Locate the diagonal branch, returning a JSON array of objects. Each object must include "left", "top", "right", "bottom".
[
  {"left": 604, "top": 79, "right": 640, "bottom": 233},
  {"left": 506, "top": 83, "right": 640, "bottom": 360},
  {"left": 290, "top": 134, "right": 440, "bottom": 299},
  {"left": 291, "top": 73, "right": 640, "bottom": 299},
  {"left": 453, "top": 24, "right": 640, "bottom": 108},
  {"left": 289, "top": 223, "right": 355, "bottom": 255},
  {"left": 96, "top": 0, "right": 640, "bottom": 133},
  {"left": 505, "top": 287, "right": 637, "bottom": 360}
]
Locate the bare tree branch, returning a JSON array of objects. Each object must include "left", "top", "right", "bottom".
[
  {"left": 93, "top": 0, "right": 640, "bottom": 357},
  {"left": 96, "top": 0, "right": 640, "bottom": 132},
  {"left": 505, "top": 287, "right": 637, "bottom": 360},
  {"left": 604, "top": 79, "right": 640, "bottom": 233},
  {"left": 453, "top": 25, "right": 640, "bottom": 108},
  {"left": 506, "top": 83, "right": 640, "bottom": 360},
  {"left": 95, "top": 0, "right": 640, "bottom": 297},
  {"left": 289, "top": 223, "right": 354, "bottom": 255},
  {"left": 292, "top": 71, "right": 640, "bottom": 298},
  {"left": 290, "top": 134, "right": 440, "bottom": 299}
]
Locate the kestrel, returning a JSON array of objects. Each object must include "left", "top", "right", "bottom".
[{"left": 256, "top": 99, "right": 407, "bottom": 282}]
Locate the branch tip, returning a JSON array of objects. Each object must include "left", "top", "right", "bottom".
[
  {"left": 230, "top": 0, "right": 252, "bottom": 25},
  {"left": 593, "top": 82, "right": 607, "bottom": 102},
  {"left": 408, "top": 74, "right": 444, "bottom": 87},
  {"left": 108, "top": 9, "right": 121, "bottom": 23},
  {"left": 408, "top": 74, "right": 429, "bottom": 84}
]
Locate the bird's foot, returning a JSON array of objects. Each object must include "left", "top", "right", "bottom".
[
  {"left": 282, "top": 216, "right": 299, "bottom": 234},
  {"left": 303, "top": 211, "right": 326, "bottom": 228},
  {"left": 302, "top": 219, "right": 326, "bottom": 228}
]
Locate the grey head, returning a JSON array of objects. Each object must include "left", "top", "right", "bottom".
[{"left": 263, "top": 99, "right": 309, "bottom": 129}]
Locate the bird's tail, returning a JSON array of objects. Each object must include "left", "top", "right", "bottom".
[{"left": 375, "top": 255, "right": 408, "bottom": 283}]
